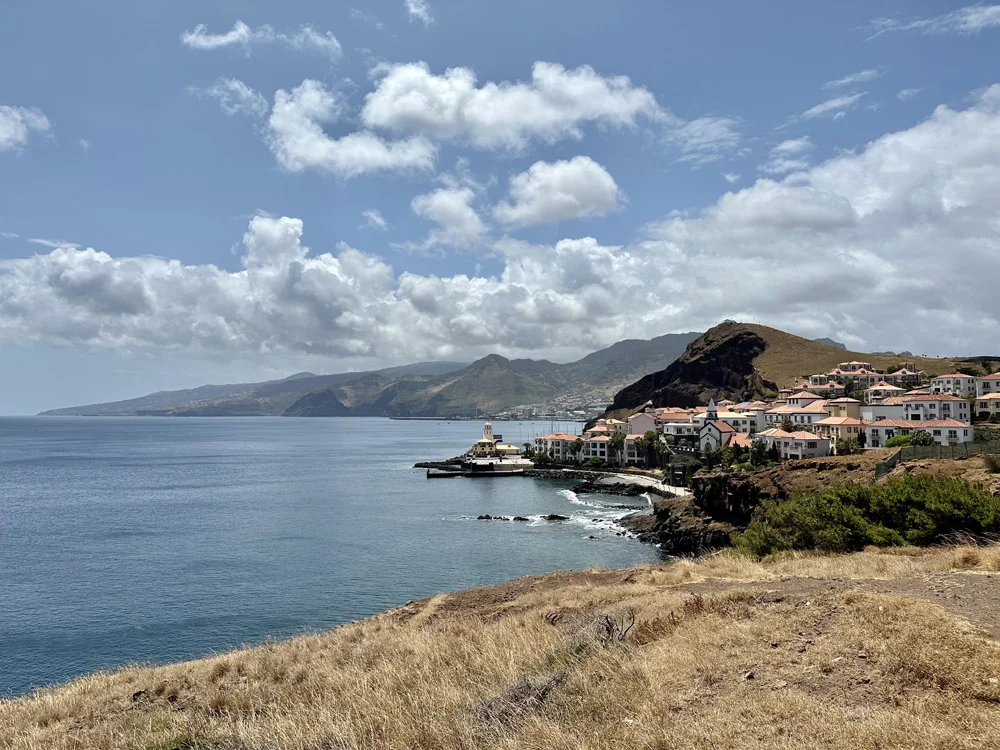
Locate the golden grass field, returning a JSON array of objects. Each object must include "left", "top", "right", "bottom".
[{"left": 5, "top": 545, "right": 1000, "bottom": 749}]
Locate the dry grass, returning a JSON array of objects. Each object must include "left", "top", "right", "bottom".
[
  {"left": 724, "top": 322, "right": 967, "bottom": 389},
  {"left": 5, "top": 546, "right": 1000, "bottom": 749}
]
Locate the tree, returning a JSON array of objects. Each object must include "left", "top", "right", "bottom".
[
  {"left": 837, "top": 437, "right": 861, "bottom": 456},
  {"left": 780, "top": 418, "right": 795, "bottom": 433},
  {"left": 572, "top": 438, "right": 584, "bottom": 464},
  {"left": 749, "top": 438, "right": 769, "bottom": 467},
  {"left": 642, "top": 430, "right": 660, "bottom": 468},
  {"left": 767, "top": 443, "right": 781, "bottom": 462},
  {"left": 884, "top": 434, "right": 912, "bottom": 448},
  {"left": 522, "top": 443, "right": 536, "bottom": 459},
  {"left": 608, "top": 432, "right": 626, "bottom": 467}
]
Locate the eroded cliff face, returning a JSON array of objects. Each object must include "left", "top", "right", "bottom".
[{"left": 607, "top": 326, "right": 777, "bottom": 412}]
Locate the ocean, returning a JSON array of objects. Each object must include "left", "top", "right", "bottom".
[{"left": 0, "top": 417, "right": 660, "bottom": 696}]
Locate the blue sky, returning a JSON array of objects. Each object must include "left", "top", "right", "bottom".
[{"left": 2, "top": 0, "right": 1000, "bottom": 413}]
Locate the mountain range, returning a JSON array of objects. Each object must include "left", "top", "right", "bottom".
[{"left": 41, "top": 332, "right": 701, "bottom": 418}]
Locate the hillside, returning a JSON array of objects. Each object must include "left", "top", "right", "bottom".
[
  {"left": 41, "top": 333, "right": 700, "bottom": 419},
  {"left": 282, "top": 332, "right": 700, "bottom": 418},
  {"left": 5, "top": 546, "right": 1000, "bottom": 748},
  {"left": 607, "top": 321, "right": 970, "bottom": 412}
]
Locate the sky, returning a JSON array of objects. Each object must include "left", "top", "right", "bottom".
[{"left": 2, "top": 1, "right": 1000, "bottom": 414}]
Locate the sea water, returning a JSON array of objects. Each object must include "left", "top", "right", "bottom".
[{"left": 0, "top": 417, "right": 658, "bottom": 695}]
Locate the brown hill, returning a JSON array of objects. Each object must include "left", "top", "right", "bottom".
[{"left": 606, "top": 321, "right": 968, "bottom": 413}]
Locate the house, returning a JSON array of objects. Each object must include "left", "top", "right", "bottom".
[
  {"left": 624, "top": 434, "right": 647, "bottom": 465},
  {"left": 534, "top": 432, "right": 579, "bottom": 461},
  {"left": 975, "top": 394, "right": 1000, "bottom": 421},
  {"left": 884, "top": 367, "right": 923, "bottom": 387},
  {"left": 757, "top": 429, "right": 831, "bottom": 460},
  {"left": 866, "top": 420, "right": 973, "bottom": 448},
  {"left": 699, "top": 420, "right": 736, "bottom": 451},
  {"left": 901, "top": 394, "right": 970, "bottom": 423},
  {"left": 825, "top": 397, "right": 862, "bottom": 420},
  {"left": 861, "top": 401, "right": 906, "bottom": 423},
  {"left": 978, "top": 374, "right": 1000, "bottom": 397},
  {"left": 604, "top": 418, "right": 629, "bottom": 435},
  {"left": 583, "top": 435, "right": 611, "bottom": 461},
  {"left": 764, "top": 399, "right": 830, "bottom": 428},
  {"left": 812, "top": 417, "right": 864, "bottom": 453},
  {"left": 864, "top": 382, "right": 905, "bottom": 404},
  {"left": 627, "top": 411, "right": 657, "bottom": 436},
  {"left": 797, "top": 380, "right": 847, "bottom": 398},
  {"left": 931, "top": 374, "right": 977, "bottom": 398}
]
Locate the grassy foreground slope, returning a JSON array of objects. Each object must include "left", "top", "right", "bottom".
[{"left": 5, "top": 547, "right": 1000, "bottom": 749}]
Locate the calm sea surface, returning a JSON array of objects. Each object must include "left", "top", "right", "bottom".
[{"left": 0, "top": 417, "right": 659, "bottom": 696}]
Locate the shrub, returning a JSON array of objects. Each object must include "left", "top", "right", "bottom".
[
  {"left": 985, "top": 454, "right": 1000, "bottom": 474},
  {"left": 733, "top": 475, "right": 1000, "bottom": 557},
  {"left": 974, "top": 426, "right": 1000, "bottom": 443},
  {"left": 837, "top": 437, "right": 860, "bottom": 455},
  {"left": 910, "top": 430, "right": 935, "bottom": 447},
  {"left": 884, "top": 434, "right": 912, "bottom": 448},
  {"left": 586, "top": 457, "right": 603, "bottom": 468},
  {"left": 991, "top": 414, "right": 1000, "bottom": 425}
]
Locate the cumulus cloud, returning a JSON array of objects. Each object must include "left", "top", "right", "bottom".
[
  {"left": 802, "top": 92, "right": 866, "bottom": 119},
  {"left": 867, "top": 4, "right": 1000, "bottom": 39},
  {"left": 409, "top": 187, "right": 487, "bottom": 250},
  {"left": 191, "top": 78, "right": 269, "bottom": 118},
  {"left": 362, "top": 61, "right": 664, "bottom": 150},
  {"left": 759, "top": 137, "right": 813, "bottom": 175},
  {"left": 824, "top": 68, "right": 886, "bottom": 89},
  {"left": 266, "top": 79, "right": 437, "bottom": 178},
  {"left": 0, "top": 105, "right": 51, "bottom": 152},
  {"left": 180, "top": 21, "right": 342, "bottom": 60},
  {"left": 405, "top": 0, "right": 433, "bottom": 25},
  {"left": 361, "top": 209, "right": 388, "bottom": 230},
  {"left": 4, "top": 86, "right": 1000, "bottom": 360},
  {"left": 494, "top": 156, "right": 623, "bottom": 227}
]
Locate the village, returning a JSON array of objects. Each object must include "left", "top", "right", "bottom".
[{"left": 527, "top": 360, "right": 1000, "bottom": 467}]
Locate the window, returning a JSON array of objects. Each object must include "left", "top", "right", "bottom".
[
  {"left": 808, "top": 442, "right": 817, "bottom": 448},
  {"left": 948, "top": 431, "right": 958, "bottom": 439},
  {"left": 933, "top": 430, "right": 941, "bottom": 436}
]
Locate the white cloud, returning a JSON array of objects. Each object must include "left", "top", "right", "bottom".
[
  {"left": 823, "top": 68, "right": 886, "bottom": 89},
  {"left": 409, "top": 187, "right": 486, "bottom": 249},
  {"left": 361, "top": 209, "right": 388, "bottom": 230},
  {"left": 5, "top": 86, "right": 1000, "bottom": 361},
  {"left": 897, "top": 88, "right": 924, "bottom": 101},
  {"left": 759, "top": 137, "right": 813, "bottom": 175},
  {"left": 494, "top": 156, "right": 623, "bottom": 227},
  {"left": 802, "top": 93, "right": 866, "bottom": 119},
  {"left": 180, "top": 21, "right": 342, "bottom": 60},
  {"left": 191, "top": 78, "right": 269, "bottom": 118},
  {"left": 664, "top": 116, "right": 742, "bottom": 166},
  {"left": 78, "top": 138, "right": 91, "bottom": 151},
  {"left": 867, "top": 4, "right": 1000, "bottom": 38},
  {"left": 350, "top": 9, "right": 386, "bottom": 30},
  {"left": 722, "top": 172, "right": 741, "bottom": 184},
  {"left": 405, "top": 0, "right": 433, "bottom": 26},
  {"left": 362, "top": 61, "right": 664, "bottom": 150},
  {"left": 0, "top": 105, "right": 51, "bottom": 152},
  {"left": 266, "top": 79, "right": 437, "bottom": 178}
]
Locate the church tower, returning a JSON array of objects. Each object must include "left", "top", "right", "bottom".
[
  {"left": 706, "top": 399, "right": 718, "bottom": 422},
  {"left": 483, "top": 421, "right": 494, "bottom": 442}
]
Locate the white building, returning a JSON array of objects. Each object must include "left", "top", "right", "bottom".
[
  {"left": 931, "top": 374, "right": 978, "bottom": 398},
  {"left": 864, "top": 382, "right": 905, "bottom": 404},
  {"left": 975, "top": 394, "right": 1000, "bottom": 421},
  {"left": 534, "top": 432, "right": 579, "bottom": 461},
  {"left": 861, "top": 402, "right": 906, "bottom": 423},
  {"left": 866, "top": 420, "right": 973, "bottom": 448},
  {"left": 627, "top": 411, "right": 657, "bottom": 436},
  {"left": 757, "top": 429, "right": 831, "bottom": 460},
  {"left": 978, "top": 374, "right": 1000, "bottom": 397},
  {"left": 901, "top": 394, "right": 970, "bottom": 423},
  {"left": 764, "top": 398, "right": 830, "bottom": 428},
  {"left": 584, "top": 435, "right": 611, "bottom": 462}
]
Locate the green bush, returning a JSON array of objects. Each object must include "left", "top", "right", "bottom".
[
  {"left": 733, "top": 475, "right": 1000, "bottom": 557},
  {"left": 985, "top": 454, "right": 1000, "bottom": 474},
  {"left": 586, "top": 457, "right": 604, "bottom": 468},
  {"left": 884, "top": 434, "right": 912, "bottom": 448},
  {"left": 910, "top": 430, "right": 934, "bottom": 447}
]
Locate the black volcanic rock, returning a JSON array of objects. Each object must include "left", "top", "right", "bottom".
[{"left": 607, "top": 325, "right": 778, "bottom": 411}]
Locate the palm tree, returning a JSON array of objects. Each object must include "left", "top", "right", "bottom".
[
  {"left": 608, "top": 432, "right": 626, "bottom": 467},
  {"left": 572, "top": 438, "right": 584, "bottom": 464}
]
